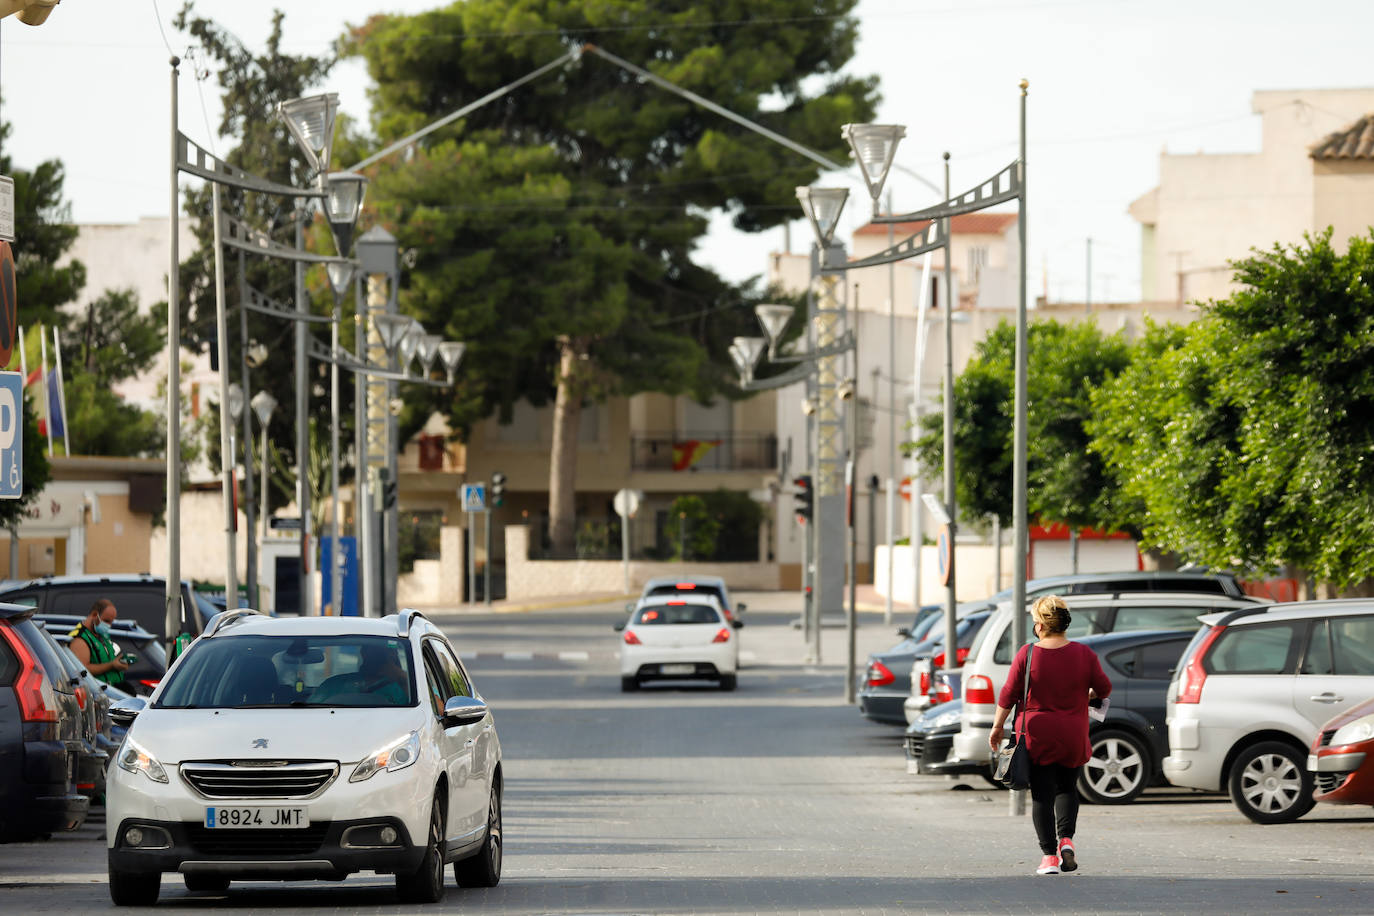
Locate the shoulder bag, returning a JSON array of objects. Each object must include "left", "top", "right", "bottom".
[{"left": 992, "top": 645, "right": 1033, "bottom": 790}]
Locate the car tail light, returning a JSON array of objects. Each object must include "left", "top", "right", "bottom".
[
  {"left": 918, "top": 669, "right": 930, "bottom": 695},
  {"left": 1177, "top": 625, "right": 1224, "bottom": 704},
  {"left": 712, "top": 628, "right": 731, "bottom": 643},
  {"left": 865, "top": 661, "right": 895, "bottom": 687},
  {"left": 934, "top": 681, "right": 954, "bottom": 704},
  {"left": 931, "top": 648, "right": 971, "bottom": 668},
  {"left": 623, "top": 630, "right": 642, "bottom": 645},
  {"left": 74, "top": 685, "right": 88, "bottom": 710},
  {"left": 675, "top": 583, "right": 696, "bottom": 590},
  {"left": 965, "top": 674, "right": 996, "bottom": 705},
  {"left": 138, "top": 679, "right": 160, "bottom": 691},
  {"left": 0, "top": 626, "right": 60, "bottom": 723}
]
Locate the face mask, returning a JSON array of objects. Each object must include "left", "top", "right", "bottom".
[{"left": 94, "top": 621, "right": 112, "bottom": 637}]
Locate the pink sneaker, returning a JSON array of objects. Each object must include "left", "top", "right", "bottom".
[
  {"left": 1058, "top": 838, "right": 1077, "bottom": 872},
  {"left": 1036, "top": 854, "right": 1060, "bottom": 875}
]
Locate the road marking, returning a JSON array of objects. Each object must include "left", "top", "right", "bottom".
[
  {"left": 504, "top": 651, "right": 534, "bottom": 661},
  {"left": 740, "top": 650, "right": 758, "bottom": 663},
  {"left": 558, "top": 651, "right": 590, "bottom": 661}
]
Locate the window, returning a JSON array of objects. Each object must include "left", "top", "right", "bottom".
[
  {"left": 1112, "top": 605, "right": 1210, "bottom": 633},
  {"left": 1150, "top": 579, "right": 1226, "bottom": 595},
  {"left": 1138, "top": 638, "right": 1191, "bottom": 679},
  {"left": 1331, "top": 616, "right": 1374, "bottom": 676},
  {"left": 635, "top": 603, "right": 722, "bottom": 626},
  {"left": 3, "top": 592, "right": 38, "bottom": 608},
  {"left": 1207, "top": 622, "right": 1300, "bottom": 675},
  {"left": 1301, "top": 619, "right": 1334, "bottom": 675},
  {"left": 647, "top": 584, "right": 727, "bottom": 607},
  {"left": 994, "top": 609, "right": 1109, "bottom": 665},
  {"left": 428, "top": 639, "right": 472, "bottom": 699},
  {"left": 422, "top": 652, "right": 447, "bottom": 715}
]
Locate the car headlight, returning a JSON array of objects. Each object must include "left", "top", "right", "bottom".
[
  {"left": 349, "top": 731, "right": 422, "bottom": 783},
  {"left": 930, "top": 708, "right": 962, "bottom": 729},
  {"left": 116, "top": 737, "right": 168, "bottom": 784},
  {"left": 1331, "top": 714, "right": 1374, "bottom": 747}
]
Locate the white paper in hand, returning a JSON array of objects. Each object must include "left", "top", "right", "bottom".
[{"left": 1088, "top": 697, "right": 1109, "bottom": 722}]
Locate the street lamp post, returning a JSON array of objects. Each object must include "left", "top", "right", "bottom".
[{"left": 250, "top": 390, "right": 277, "bottom": 557}]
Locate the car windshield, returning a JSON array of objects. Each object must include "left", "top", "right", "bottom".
[
  {"left": 156, "top": 634, "right": 416, "bottom": 709},
  {"left": 634, "top": 602, "right": 722, "bottom": 625},
  {"left": 910, "top": 609, "right": 944, "bottom": 642}
]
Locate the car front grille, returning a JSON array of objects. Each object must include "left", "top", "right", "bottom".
[
  {"left": 180, "top": 761, "right": 338, "bottom": 799},
  {"left": 1314, "top": 771, "right": 1351, "bottom": 795},
  {"left": 186, "top": 823, "right": 329, "bottom": 857},
  {"left": 906, "top": 734, "right": 925, "bottom": 759}
]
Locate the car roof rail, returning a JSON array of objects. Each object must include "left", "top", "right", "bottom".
[
  {"left": 202, "top": 608, "right": 262, "bottom": 638},
  {"left": 1211, "top": 605, "right": 1271, "bottom": 627},
  {"left": 397, "top": 607, "right": 428, "bottom": 638}
]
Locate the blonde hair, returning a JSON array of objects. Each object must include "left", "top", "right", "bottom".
[{"left": 1031, "top": 595, "right": 1071, "bottom": 635}]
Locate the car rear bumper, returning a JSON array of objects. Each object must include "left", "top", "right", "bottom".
[
  {"left": 0, "top": 785, "right": 90, "bottom": 838},
  {"left": 632, "top": 661, "right": 728, "bottom": 682},
  {"left": 858, "top": 691, "right": 907, "bottom": 725},
  {"left": 107, "top": 816, "right": 425, "bottom": 879},
  {"left": 622, "top": 643, "right": 736, "bottom": 678}
]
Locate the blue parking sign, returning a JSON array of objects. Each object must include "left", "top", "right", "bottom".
[{"left": 0, "top": 371, "right": 21, "bottom": 500}]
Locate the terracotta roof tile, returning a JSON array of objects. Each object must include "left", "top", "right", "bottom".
[
  {"left": 1310, "top": 113, "right": 1374, "bottom": 160},
  {"left": 853, "top": 211, "right": 1018, "bottom": 236}
]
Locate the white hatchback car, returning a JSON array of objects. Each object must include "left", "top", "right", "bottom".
[
  {"left": 105, "top": 609, "right": 502, "bottom": 906},
  {"left": 616, "top": 595, "right": 741, "bottom": 691}
]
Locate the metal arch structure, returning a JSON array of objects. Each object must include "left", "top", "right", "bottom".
[
  {"left": 242, "top": 283, "right": 336, "bottom": 324},
  {"left": 221, "top": 212, "right": 346, "bottom": 265},
  {"left": 176, "top": 132, "right": 325, "bottom": 200},
  {"left": 305, "top": 335, "right": 451, "bottom": 387}
]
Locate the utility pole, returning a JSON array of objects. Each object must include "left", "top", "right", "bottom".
[{"left": 1085, "top": 237, "right": 1092, "bottom": 313}]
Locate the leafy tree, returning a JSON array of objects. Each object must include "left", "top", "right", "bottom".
[
  {"left": 666, "top": 494, "right": 719, "bottom": 561},
  {"left": 1092, "top": 231, "right": 1374, "bottom": 587},
  {"left": 913, "top": 319, "right": 1132, "bottom": 533},
  {"left": 344, "top": 0, "right": 879, "bottom": 553}
]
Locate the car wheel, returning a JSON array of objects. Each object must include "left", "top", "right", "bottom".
[
  {"left": 396, "top": 796, "right": 446, "bottom": 903},
  {"left": 1228, "top": 740, "right": 1316, "bottom": 824},
  {"left": 454, "top": 780, "right": 503, "bottom": 888},
  {"left": 108, "top": 867, "right": 160, "bottom": 907},
  {"left": 1078, "top": 728, "right": 1152, "bottom": 805},
  {"left": 620, "top": 676, "right": 639, "bottom": 692},
  {"left": 719, "top": 674, "right": 737, "bottom": 691},
  {"left": 183, "top": 874, "right": 230, "bottom": 893}
]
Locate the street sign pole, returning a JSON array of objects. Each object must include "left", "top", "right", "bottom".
[
  {"left": 484, "top": 510, "right": 492, "bottom": 607},
  {"left": 467, "top": 510, "right": 476, "bottom": 607}
]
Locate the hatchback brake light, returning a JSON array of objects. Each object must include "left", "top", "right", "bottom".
[
  {"left": 623, "top": 630, "right": 642, "bottom": 645},
  {"left": 74, "top": 685, "right": 88, "bottom": 710},
  {"left": 931, "top": 647, "right": 972, "bottom": 668},
  {"left": 918, "top": 669, "right": 930, "bottom": 696},
  {"left": 139, "top": 679, "right": 161, "bottom": 691},
  {"left": 965, "top": 674, "right": 996, "bottom": 705},
  {"left": 865, "top": 661, "right": 895, "bottom": 687},
  {"left": 1177, "top": 625, "right": 1224, "bottom": 704},
  {"left": 934, "top": 681, "right": 954, "bottom": 704},
  {"left": 712, "top": 628, "right": 731, "bottom": 643},
  {"left": 0, "top": 626, "right": 60, "bottom": 723}
]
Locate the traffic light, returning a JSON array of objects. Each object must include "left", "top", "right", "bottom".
[
  {"left": 490, "top": 471, "right": 507, "bottom": 508},
  {"left": 793, "top": 474, "right": 813, "bottom": 523}
]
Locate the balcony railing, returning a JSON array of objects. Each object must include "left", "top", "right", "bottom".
[{"left": 630, "top": 432, "right": 777, "bottom": 473}]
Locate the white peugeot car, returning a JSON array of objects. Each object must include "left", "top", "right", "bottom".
[
  {"left": 616, "top": 595, "right": 741, "bottom": 691},
  {"left": 105, "top": 609, "right": 502, "bottom": 906}
]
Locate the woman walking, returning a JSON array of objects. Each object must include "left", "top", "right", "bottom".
[{"left": 988, "top": 595, "right": 1112, "bottom": 875}]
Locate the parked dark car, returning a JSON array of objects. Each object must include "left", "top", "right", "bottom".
[
  {"left": 907, "top": 628, "right": 1195, "bottom": 804},
  {"left": 40, "top": 617, "right": 167, "bottom": 697},
  {"left": 30, "top": 627, "right": 110, "bottom": 799},
  {"left": 0, "top": 574, "right": 214, "bottom": 645},
  {"left": 0, "top": 603, "right": 90, "bottom": 841},
  {"left": 859, "top": 611, "right": 993, "bottom": 725}
]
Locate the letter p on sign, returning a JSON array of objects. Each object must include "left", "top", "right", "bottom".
[{"left": 0, "top": 371, "right": 22, "bottom": 499}]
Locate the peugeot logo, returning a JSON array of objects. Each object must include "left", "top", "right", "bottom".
[{"left": 252, "top": 738, "right": 269, "bottom": 749}]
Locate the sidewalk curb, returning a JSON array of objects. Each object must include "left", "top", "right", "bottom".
[{"left": 416, "top": 593, "right": 638, "bottom": 616}]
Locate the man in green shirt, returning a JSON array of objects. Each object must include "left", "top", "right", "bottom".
[{"left": 68, "top": 598, "right": 130, "bottom": 688}]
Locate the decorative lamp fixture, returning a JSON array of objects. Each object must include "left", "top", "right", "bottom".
[
  {"left": 416, "top": 334, "right": 442, "bottom": 375},
  {"left": 245, "top": 342, "right": 269, "bottom": 369},
  {"left": 326, "top": 259, "right": 357, "bottom": 300},
  {"left": 730, "top": 336, "right": 766, "bottom": 385},
  {"left": 396, "top": 320, "right": 423, "bottom": 372},
  {"left": 796, "top": 186, "right": 850, "bottom": 248},
  {"left": 842, "top": 124, "right": 905, "bottom": 212},
  {"left": 437, "top": 341, "right": 466, "bottom": 381},
  {"left": 754, "top": 304, "right": 795, "bottom": 356},
  {"left": 371, "top": 313, "right": 414, "bottom": 355},
  {"left": 250, "top": 390, "right": 277, "bottom": 426},
  {"left": 322, "top": 171, "right": 367, "bottom": 255},
  {"left": 278, "top": 93, "right": 340, "bottom": 174},
  {"left": 226, "top": 382, "right": 245, "bottom": 422}
]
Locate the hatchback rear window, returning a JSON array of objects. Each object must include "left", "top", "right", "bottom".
[
  {"left": 647, "top": 584, "right": 727, "bottom": 606},
  {"left": 1206, "top": 621, "right": 1300, "bottom": 674},
  {"left": 635, "top": 603, "right": 721, "bottom": 626},
  {"left": 1112, "top": 605, "right": 1211, "bottom": 633}
]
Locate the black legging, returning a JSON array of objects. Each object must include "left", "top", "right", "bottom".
[{"left": 1028, "top": 761, "right": 1080, "bottom": 855}]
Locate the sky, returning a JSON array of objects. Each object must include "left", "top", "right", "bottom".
[{"left": 3, "top": 0, "right": 1374, "bottom": 304}]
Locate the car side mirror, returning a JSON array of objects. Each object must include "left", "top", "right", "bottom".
[
  {"left": 613, "top": 621, "right": 626, "bottom": 632},
  {"left": 442, "top": 695, "right": 488, "bottom": 727},
  {"left": 896, "top": 627, "right": 911, "bottom": 638},
  {"left": 731, "top": 619, "right": 744, "bottom": 630},
  {"left": 110, "top": 696, "right": 147, "bottom": 727}
]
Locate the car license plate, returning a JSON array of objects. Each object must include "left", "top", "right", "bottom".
[
  {"left": 205, "top": 806, "right": 309, "bottom": 829},
  {"left": 661, "top": 664, "right": 695, "bottom": 675}
]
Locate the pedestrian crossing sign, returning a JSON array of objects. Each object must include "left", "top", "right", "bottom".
[{"left": 461, "top": 483, "right": 486, "bottom": 512}]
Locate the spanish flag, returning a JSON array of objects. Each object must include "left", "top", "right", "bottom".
[{"left": 671, "top": 439, "right": 722, "bottom": 471}]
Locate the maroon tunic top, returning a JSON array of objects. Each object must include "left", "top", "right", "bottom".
[{"left": 997, "top": 641, "right": 1112, "bottom": 768}]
